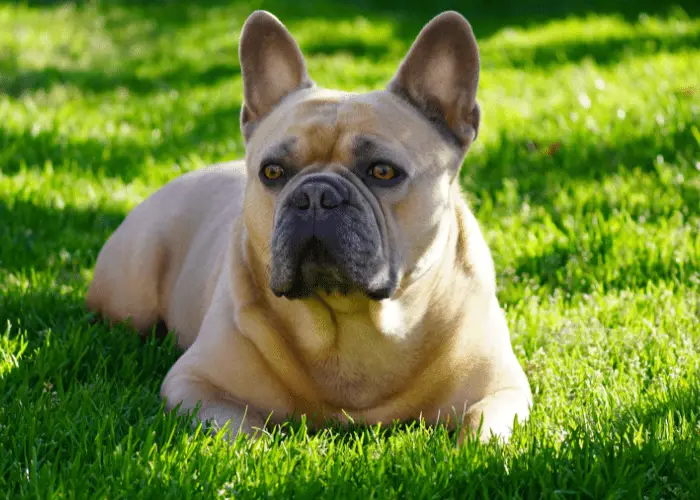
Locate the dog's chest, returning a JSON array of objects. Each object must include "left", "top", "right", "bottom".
[{"left": 302, "top": 315, "right": 420, "bottom": 410}]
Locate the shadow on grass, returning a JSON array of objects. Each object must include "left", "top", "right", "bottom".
[
  {"left": 489, "top": 29, "right": 700, "bottom": 69},
  {"left": 2, "top": 0, "right": 699, "bottom": 99},
  {"left": 0, "top": 198, "right": 126, "bottom": 274},
  {"left": 0, "top": 290, "right": 176, "bottom": 391},
  {"left": 8, "top": 0, "right": 699, "bottom": 37},
  {"left": 2, "top": 0, "right": 698, "bottom": 183},
  {"left": 0, "top": 289, "right": 180, "bottom": 490},
  {"left": 3, "top": 25, "right": 697, "bottom": 101},
  {"left": 2, "top": 281, "right": 697, "bottom": 498},
  {"left": 501, "top": 236, "right": 697, "bottom": 301},
  {"left": 0, "top": 102, "right": 243, "bottom": 181},
  {"left": 467, "top": 127, "right": 698, "bottom": 208},
  {"left": 486, "top": 383, "right": 700, "bottom": 498},
  {"left": 2, "top": 82, "right": 698, "bottom": 181},
  {"left": 469, "top": 126, "right": 699, "bottom": 298},
  {"left": 466, "top": 383, "right": 700, "bottom": 498},
  {"left": 0, "top": 127, "right": 147, "bottom": 181},
  {"left": 230, "top": 381, "right": 700, "bottom": 497},
  {"left": 302, "top": 38, "right": 398, "bottom": 60},
  {"left": 0, "top": 61, "right": 241, "bottom": 98}
]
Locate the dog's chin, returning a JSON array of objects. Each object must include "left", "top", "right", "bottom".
[
  {"left": 272, "top": 285, "right": 393, "bottom": 303},
  {"left": 271, "top": 265, "right": 358, "bottom": 300},
  {"left": 270, "top": 261, "right": 394, "bottom": 302},
  {"left": 272, "top": 282, "right": 394, "bottom": 302}
]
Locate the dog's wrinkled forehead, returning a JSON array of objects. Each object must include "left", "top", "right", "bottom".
[{"left": 247, "top": 88, "right": 461, "bottom": 175}]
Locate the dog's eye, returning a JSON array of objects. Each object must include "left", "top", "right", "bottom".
[
  {"left": 262, "top": 164, "right": 284, "bottom": 181},
  {"left": 368, "top": 164, "right": 399, "bottom": 181}
]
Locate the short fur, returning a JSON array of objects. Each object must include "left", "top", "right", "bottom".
[{"left": 86, "top": 10, "right": 532, "bottom": 442}]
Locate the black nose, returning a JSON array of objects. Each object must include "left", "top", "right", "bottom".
[{"left": 292, "top": 180, "right": 348, "bottom": 211}]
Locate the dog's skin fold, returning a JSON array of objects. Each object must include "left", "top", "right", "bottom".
[{"left": 86, "top": 10, "right": 532, "bottom": 443}]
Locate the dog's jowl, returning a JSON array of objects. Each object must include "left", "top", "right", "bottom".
[{"left": 86, "top": 10, "right": 532, "bottom": 443}]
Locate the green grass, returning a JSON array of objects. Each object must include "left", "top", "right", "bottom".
[{"left": 1, "top": 0, "right": 699, "bottom": 497}]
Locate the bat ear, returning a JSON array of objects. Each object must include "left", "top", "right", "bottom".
[
  {"left": 239, "top": 11, "right": 314, "bottom": 141},
  {"left": 388, "top": 11, "right": 481, "bottom": 148}
]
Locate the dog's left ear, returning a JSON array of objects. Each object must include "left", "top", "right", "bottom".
[
  {"left": 238, "top": 11, "right": 314, "bottom": 142},
  {"left": 387, "top": 11, "right": 480, "bottom": 150}
]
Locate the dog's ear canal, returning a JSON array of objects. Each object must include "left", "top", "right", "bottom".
[
  {"left": 387, "top": 11, "right": 481, "bottom": 150},
  {"left": 238, "top": 11, "right": 314, "bottom": 141}
]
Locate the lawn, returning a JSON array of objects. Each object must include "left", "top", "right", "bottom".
[{"left": 1, "top": 0, "right": 699, "bottom": 497}]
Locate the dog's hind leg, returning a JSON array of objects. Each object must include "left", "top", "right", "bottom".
[{"left": 86, "top": 221, "right": 166, "bottom": 336}]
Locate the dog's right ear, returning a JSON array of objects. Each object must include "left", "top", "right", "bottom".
[{"left": 238, "top": 11, "right": 314, "bottom": 142}]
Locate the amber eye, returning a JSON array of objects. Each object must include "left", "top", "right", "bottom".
[
  {"left": 262, "top": 164, "right": 284, "bottom": 181},
  {"left": 369, "top": 164, "right": 398, "bottom": 181}
]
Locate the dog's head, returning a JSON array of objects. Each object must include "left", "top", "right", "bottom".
[{"left": 239, "top": 11, "right": 480, "bottom": 303}]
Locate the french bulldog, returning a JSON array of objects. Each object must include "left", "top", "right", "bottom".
[{"left": 86, "top": 10, "right": 532, "bottom": 443}]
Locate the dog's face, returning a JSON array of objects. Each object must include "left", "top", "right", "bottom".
[{"left": 238, "top": 11, "right": 481, "bottom": 303}]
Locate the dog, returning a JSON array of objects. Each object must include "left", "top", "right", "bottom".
[{"left": 86, "top": 10, "right": 532, "bottom": 443}]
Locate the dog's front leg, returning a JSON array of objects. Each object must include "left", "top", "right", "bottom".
[
  {"left": 161, "top": 360, "right": 266, "bottom": 441},
  {"left": 159, "top": 275, "right": 270, "bottom": 440}
]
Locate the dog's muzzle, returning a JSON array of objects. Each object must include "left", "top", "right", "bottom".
[{"left": 269, "top": 173, "right": 396, "bottom": 300}]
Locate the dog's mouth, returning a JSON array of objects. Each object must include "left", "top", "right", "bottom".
[
  {"left": 272, "top": 239, "right": 358, "bottom": 299},
  {"left": 300, "top": 241, "right": 353, "bottom": 292}
]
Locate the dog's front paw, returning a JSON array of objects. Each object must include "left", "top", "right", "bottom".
[
  {"left": 195, "top": 405, "right": 267, "bottom": 442},
  {"left": 161, "top": 366, "right": 267, "bottom": 443},
  {"left": 457, "top": 388, "right": 531, "bottom": 445}
]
